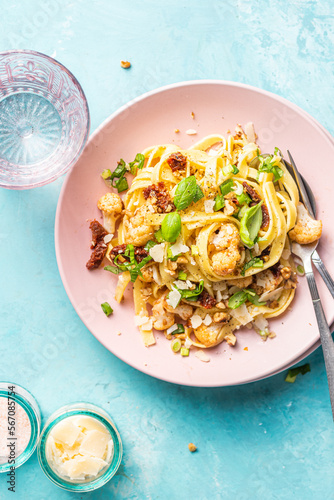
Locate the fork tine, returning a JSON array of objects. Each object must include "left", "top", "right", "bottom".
[{"left": 287, "top": 150, "right": 315, "bottom": 218}]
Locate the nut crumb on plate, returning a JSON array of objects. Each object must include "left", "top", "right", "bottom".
[
  {"left": 188, "top": 443, "right": 197, "bottom": 452},
  {"left": 174, "top": 128, "right": 180, "bottom": 133},
  {"left": 191, "top": 111, "right": 195, "bottom": 119},
  {"left": 120, "top": 60, "right": 131, "bottom": 69}
]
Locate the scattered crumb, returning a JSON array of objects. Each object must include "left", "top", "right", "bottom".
[
  {"left": 117, "top": 332, "right": 122, "bottom": 336},
  {"left": 120, "top": 60, "right": 131, "bottom": 69},
  {"left": 144, "top": 363, "right": 147, "bottom": 366},
  {"left": 188, "top": 443, "right": 197, "bottom": 452},
  {"left": 174, "top": 128, "right": 180, "bottom": 133},
  {"left": 244, "top": 347, "right": 248, "bottom": 351},
  {"left": 186, "top": 129, "right": 197, "bottom": 135},
  {"left": 191, "top": 111, "right": 195, "bottom": 119},
  {"left": 227, "top": 129, "right": 231, "bottom": 134},
  {"left": 268, "top": 332, "right": 276, "bottom": 339}
]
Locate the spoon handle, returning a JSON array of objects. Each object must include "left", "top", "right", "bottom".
[
  {"left": 312, "top": 250, "right": 334, "bottom": 299},
  {"left": 305, "top": 258, "right": 334, "bottom": 419}
]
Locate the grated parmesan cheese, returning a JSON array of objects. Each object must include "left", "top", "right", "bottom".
[
  {"left": 203, "top": 314, "right": 212, "bottom": 326},
  {"left": 173, "top": 280, "right": 189, "bottom": 290},
  {"left": 149, "top": 243, "right": 165, "bottom": 263},
  {"left": 230, "top": 303, "right": 253, "bottom": 325},
  {"left": 253, "top": 314, "right": 269, "bottom": 331},
  {"left": 190, "top": 314, "right": 203, "bottom": 329},
  {"left": 170, "top": 242, "right": 189, "bottom": 257},
  {"left": 166, "top": 288, "right": 182, "bottom": 309},
  {"left": 195, "top": 350, "right": 210, "bottom": 363},
  {"left": 186, "top": 129, "right": 197, "bottom": 135}
]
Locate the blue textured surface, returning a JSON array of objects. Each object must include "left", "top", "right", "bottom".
[{"left": 1, "top": 1, "right": 334, "bottom": 499}]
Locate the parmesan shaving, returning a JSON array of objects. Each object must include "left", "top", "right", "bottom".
[{"left": 195, "top": 350, "right": 210, "bottom": 363}]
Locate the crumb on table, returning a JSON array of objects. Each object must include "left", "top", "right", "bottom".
[
  {"left": 174, "top": 128, "right": 180, "bottom": 133},
  {"left": 191, "top": 112, "right": 195, "bottom": 119},
  {"left": 188, "top": 443, "right": 197, "bottom": 452},
  {"left": 120, "top": 60, "right": 131, "bottom": 69}
]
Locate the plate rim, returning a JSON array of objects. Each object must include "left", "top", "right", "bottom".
[{"left": 55, "top": 79, "right": 333, "bottom": 387}]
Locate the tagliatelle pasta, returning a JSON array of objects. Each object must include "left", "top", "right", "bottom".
[{"left": 87, "top": 124, "right": 322, "bottom": 356}]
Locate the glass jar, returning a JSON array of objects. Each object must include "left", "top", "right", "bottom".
[
  {"left": 0, "top": 382, "right": 41, "bottom": 473},
  {"left": 37, "top": 402, "right": 122, "bottom": 492}
]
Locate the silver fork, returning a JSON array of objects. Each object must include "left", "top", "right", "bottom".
[
  {"left": 286, "top": 151, "right": 334, "bottom": 299},
  {"left": 287, "top": 151, "right": 334, "bottom": 418}
]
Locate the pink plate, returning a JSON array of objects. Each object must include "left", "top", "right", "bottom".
[{"left": 55, "top": 80, "right": 334, "bottom": 387}]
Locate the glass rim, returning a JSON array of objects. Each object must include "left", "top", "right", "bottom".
[
  {"left": 37, "top": 404, "right": 123, "bottom": 492},
  {"left": 0, "top": 49, "right": 90, "bottom": 190},
  {"left": 0, "top": 382, "right": 41, "bottom": 473}
]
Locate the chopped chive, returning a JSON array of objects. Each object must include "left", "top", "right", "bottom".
[
  {"left": 172, "top": 324, "right": 185, "bottom": 335},
  {"left": 101, "top": 169, "right": 111, "bottom": 180},
  {"left": 180, "top": 347, "right": 189, "bottom": 357},
  {"left": 296, "top": 265, "right": 305, "bottom": 276},
  {"left": 115, "top": 176, "right": 129, "bottom": 193},
  {"left": 171, "top": 338, "right": 182, "bottom": 353},
  {"left": 285, "top": 363, "right": 311, "bottom": 383},
  {"left": 214, "top": 194, "right": 225, "bottom": 211},
  {"left": 101, "top": 302, "right": 113, "bottom": 316},
  {"left": 219, "top": 178, "right": 234, "bottom": 196}
]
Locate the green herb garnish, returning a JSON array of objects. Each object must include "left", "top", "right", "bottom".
[
  {"left": 161, "top": 212, "right": 181, "bottom": 242},
  {"left": 258, "top": 153, "right": 283, "bottom": 181},
  {"left": 214, "top": 194, "right": 225, "bottom": 212},
  {"left": 173, "top": 280, "right": 204, "bottom": 301},
  {"left": 228, "top": 288, "right": 266, "bottom": 309},
  {"left": 219, "top": 179, "right": 234, "bottom": 197},
  {"left": 285, "top": 363, "right": 311, "bottom": 383},
  {"left": 239, "top": 201, "right": 263, "bottom": 248},
  {"left": 128, "top": 153, "right": 145, "bottom": 174},
  {"left": 154, "top": 228, "right": 164, "bottom": 243},
  {"left": 101, "top": 302, "right": 113, "bottom": 316},
  {"left": 178, "top": 271, "right": 187, "bottom": 280},
  {"left": 236, "top": 192, "right": 251, "bottom": 206},
  {"left": 174, "top": 176, "right": 202, "bottom": 210},
  {"left": 172, "top": 324, "right": 185, "bottom": 335},
  {"left": 241, "top": 257, "right": 264, "bottom": 276},
  {"left": 180, "top": 347, "right": 189, "bottom": 357},
  {"left": 171, "top": 338, "right": 182, "bottom": 352}
]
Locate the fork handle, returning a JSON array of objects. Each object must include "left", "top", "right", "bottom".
[
  {"left": 305, "top": 268, "right": 334, "bottom": 418},
  {"left": 312, "top": 250, "right": 334, "bottom": 299}
]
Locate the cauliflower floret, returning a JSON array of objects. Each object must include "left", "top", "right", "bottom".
[
  {"left": 193, "top": 323, "right": 224, "bottom": 347},
  {"left": 210, "top": 224, "right": 241, "bottom": 276},
  {"left": 152, "top": 296, "right": 175, "bottom": 330},
  {"left": 289, "top": 203, "right": 322, "bottom": 244},
  {"left": 97, "top": 193, "right": 123, "bottom": 233},
  {"left": 165, "top": 301, "right": 193, "bottom": 320},
  {"left": 123, "top": 205, "right": 154, "bottom": 246},
  {"left": 226, "top": 276, "right": 253, "bottom": 289}
]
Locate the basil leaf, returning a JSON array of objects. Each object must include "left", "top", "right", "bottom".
[
  {"left": 161, "top": 212, "right": 181, "bottom": 242},
  {"left": 115, "top": 176, "right": 128, "bottom": 192},
  {"left": 245, "top": 289, "right": 266, "bottom": 306},
  {"left": 228, "top": 290, "right": 248, "bottom": 309},
  {"left": 193, "top": 184, "right": 204, "bottom": 203},
  {"left": 228, "top": 288, "right": 266, "bottom": 308},
  {"left": 241, "top": 257, "right": 264, "bottom": 276},
  {"left": 239, "top": 201, "right": 263, "bottom": 248},
  {"left": 129, "top": 153, "right": 145, "bottom": 174},
  {"left": 104, "top": 265, "right": 122, "bottom": 275},
  {"left": 174, "top": 176, "right": 197, "bottom": 210},
  {"left": 174, "top": 280, "right": 204, "bottom": 300},
  {"left": 219, "top": 179, "right": 234, "bottom": 196},
  {"left": 214, "top": 194, "right": 225, "bottom": 212}
]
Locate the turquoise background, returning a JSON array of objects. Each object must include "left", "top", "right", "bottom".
[{"left": 1, "top": 1, "right": 334, "bottom": 498}]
